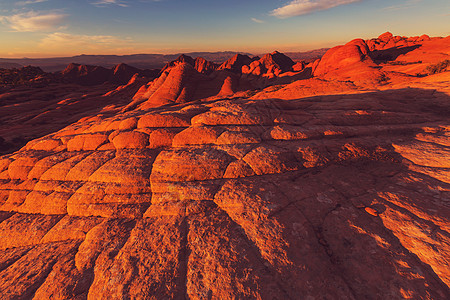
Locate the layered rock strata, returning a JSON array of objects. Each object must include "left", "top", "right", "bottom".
[{"left": 0, "top": 87, "right": 449, "bottom": 299}]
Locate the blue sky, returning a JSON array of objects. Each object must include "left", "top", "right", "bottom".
[{"left": 0, "top": 0, "right": 448, "bottom": 57}]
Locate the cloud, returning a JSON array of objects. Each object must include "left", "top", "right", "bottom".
[
  {"left": 271, "top": 0, "right": 360, "bottom": 18},
  {"left": 251, "top": 17, "right": 265, "bottom": 24},
  {"left": 0, "top": 10, "right": 67, "bottom": 32},
  {"left": 16, "top": 0, "right": 48, "bottom": 6},
  {"left": 91, "top": 0, "right": 129, "bottom": 7},
  {"left": 382, "top": 0, "right": 422, "bottom": 11},
  {"left": 39, "top": 32, "right": 135, "bottom": 53}
]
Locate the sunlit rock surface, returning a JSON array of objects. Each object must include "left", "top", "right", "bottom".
[{"left": 0, "top": 33, "right": 449, "bottom": 299}]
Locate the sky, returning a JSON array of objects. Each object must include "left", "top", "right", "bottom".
[{"left": 0, "top": 0, "right": 448, "bottom": 58}]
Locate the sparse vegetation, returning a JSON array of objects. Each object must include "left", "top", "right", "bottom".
[
  {"left": 387, "top": 60, "right": 422, "bottom": 65},
  {"left": 425, "top": 59, "right": 450, "bottom": 75},
  {"left": 378, "top": 73, "right": 389, "bottom": 84}
]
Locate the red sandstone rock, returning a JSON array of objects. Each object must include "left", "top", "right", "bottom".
[
  {"left": 111, "top": 63, "right": 141, "bottom": 85},
  {"left": 242, "top": 51, "right": 295, "bottom": 78},
  {"left": 292, "top": 61, "right": 305, "bottom": 72},
  {"left": 160, "top": 54, "right": 218, "bottom": 75},
  {"left": 67, "top": 133, "right": 109, "bottom": 151},
  {"left": 218, "top": 54, "right": 254, "bottom": 72},
  {"left": 60, "top": 63, "right": 112, "bottom": 86},
  {"left": 259, "top": 51, "right": 295, "bottom": 73},
  {"left": 378, "top": 31, "right": 394, "bottom": 43},
  {"left": 365, "top": 207, "right": 379, "bottom": 216},
  {"left": 313, "top": 38, "right": 383, "bottom": 84},
  {"left": 112, "top": 131, "right": 149, "bottom": 149},
  {"left": 0, "top": 33, "right": 449, "bottom": 299},
  {"left": 194, "top": 57, "right": 218, "bottom": 74}
]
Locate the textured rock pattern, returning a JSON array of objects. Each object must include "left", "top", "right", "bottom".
[
  {"left": 0, "top": 32, "right": 449, "bottom": 299},
  {"left": 0, "top": 85, "right": 449, "bottom": 299}
]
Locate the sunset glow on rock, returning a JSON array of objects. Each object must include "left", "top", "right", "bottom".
[{"left": 0, "top": 0, "right": 449, "bottom": 298}]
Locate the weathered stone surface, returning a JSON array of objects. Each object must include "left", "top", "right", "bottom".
[
  {"left": 137, "top": 113, "right": 190, "bottom": 128},
  {"left": 112, "top": 131, "right": 149, "bottom": 149},
  {"left": 172, "top": 126, "right": 223, "bottom": 146},
  {"left": 67, "top": 134, "right": 109, "bottom": 151},
  {"left": 0, "top": 33, "right": 449, "bottom": 299},
  {"left": 151, "top": 147, "right": 233, "bottom": 182}
]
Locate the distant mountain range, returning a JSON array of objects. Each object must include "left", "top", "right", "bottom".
[
  {"left": 0, "top": 62, "right": 23, "bottom": 69},
  {"left": 0, "top": 49, "right": 328, "bottom": 72},
  {"left": 283, "top": 48, "right": 330, "bottom": 61}
]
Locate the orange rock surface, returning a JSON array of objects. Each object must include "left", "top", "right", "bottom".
[{"left": 0, "top": 33, "right": 449, "bottom": 299}]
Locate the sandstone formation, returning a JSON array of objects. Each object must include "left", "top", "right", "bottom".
[
  {"left": 0, "top": 77, "right": 149, "bottom": 155},
  {"left": 131, "top": 32, "right": 450, "bottom": 109},
  {"left": 60, "top": 63, "right": 158, "bottom": 86},
  {"left": 111, "top": 63, "right": 142, "bottom": 85},
  {"left": 312, "top": 38, "right": 382, "bottom": 84},
  {"left": 312, "top": 32, "right": 450, "bottom": 85},
  {"left": 0, "top": 62, "right": 160, "bottom": 154},
  {"left": 129, "top": 52, "right": 310, "bottom": 108},
  {"left": 60, "top": 63, "right": 113, "bottom": 86},
  {"left": 367, "top": 32, "right": 431, "bottom": 52},
  {"left": 218, "top": 54, "right": 255, "bottom": 73},
  {"left": 242, "top": 51, "right": 295, "bottom": 77},
  {"left": 0, "top": 33, "right": 449, "bottom": 299},
  {"left": 0, "top": 66, "right": 48, "bottom": 87}
]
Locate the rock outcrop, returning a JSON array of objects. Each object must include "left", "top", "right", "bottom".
[
  {"left": 135, "top": 62, "right": 209, "bottom": 108},
  {"left": 132, "top": 51, "right": 312, "bottom": 107},
  {"left": 0, "top": 32, "right": 449, "bottom": 299},
  {"left": 312, "top": 32, "right": 450, "bottom": 84},
  {"left": 243, "top": 51, "right": 295, "bottom": 77},
  {"left": 218, "top": 54, "right": 254, "bottom": 73},
  {"left": 312, "top": 38, "right": 383, "bottom": 84},
  {"left": 367, "top": 31, "right": 432, "bottom": 52},
  {"left": 111, "top": 63, "right": 142, "bottom": 85},
  {"left": 0, "top": 85, "right": 449, "bottom": 299},
  {"left": 60, "top": 63, "right": 113, "bottom": 86},
  {"left": 0, "top": 66, "right": 48, "bottom": 87},
  {"left": 60, "top": 63, "right": 158, "bottom": 86},
  {"left": 311, "top": 32, "right": 450, "bottom": 85},
  {"left": 194, "top": 57, "right": 218, "bottom": 75},
  {"left": 160, "top": 55, "right": 218, "bottom": 75}
]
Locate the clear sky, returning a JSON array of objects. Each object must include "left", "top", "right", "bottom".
[{"left": 0, "top": 0, "right": 448, "bottom": 58}]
